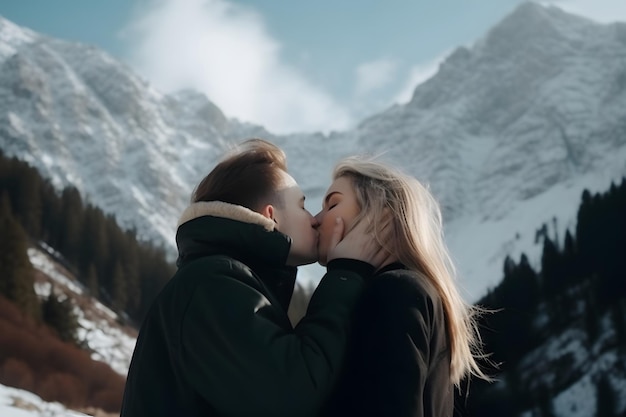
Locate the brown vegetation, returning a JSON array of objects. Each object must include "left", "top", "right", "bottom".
[{"left": 0, "top": 295, "right": 125, "bottom": 413}]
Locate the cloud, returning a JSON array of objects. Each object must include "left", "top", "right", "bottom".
[
  {"left": 354, "top": 59, "right": 398, "bottom": 97},
  {"left": 537, "top": 0, "right": 626, "bottom": 23},
  {"left": 125, "top": 0, "right": 351, "bottom": 134}
]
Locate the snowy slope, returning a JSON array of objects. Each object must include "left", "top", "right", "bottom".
[
  {"left": 29, "top": 245, "right": 136, "bottom": 377},
  {"left": 0, "top": 15, "right": 228, "bottom": 249},
  {"left": 1, "top": 3, "right": 625, "bottom": 301},
  {"left": 513, "top": 301, "right": 626, "bottom": 416},
  {"left": 0, "top": 246, "right": 134, "bottom": 417}
]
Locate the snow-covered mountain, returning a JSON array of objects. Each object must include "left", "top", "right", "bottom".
[{"left": 1, "top": 2, "right": 625, "bottom": 301}]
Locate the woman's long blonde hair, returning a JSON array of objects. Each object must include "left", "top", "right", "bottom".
[{"left": 334, "top": 156, "right": 491, "bottom": 386}]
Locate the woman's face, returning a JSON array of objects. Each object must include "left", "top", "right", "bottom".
[{"left": 314, "top": 176, "right": 361, "bottom": 266}]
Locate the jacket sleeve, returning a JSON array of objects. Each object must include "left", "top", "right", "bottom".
[{"left": 178, "top": 258, "right": 372, "bottom": 417}]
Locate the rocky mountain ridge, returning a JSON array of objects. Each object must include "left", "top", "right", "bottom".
[{"left": 1, "top": 2, "right": 625, "bottom": 300}]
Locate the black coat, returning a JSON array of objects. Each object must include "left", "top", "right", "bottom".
[
  {"left": 323, "top": 263, "right": 453, "bottom": 417},
  {"left": 120, "top": 201, "right": 373, "bottom": 417}
]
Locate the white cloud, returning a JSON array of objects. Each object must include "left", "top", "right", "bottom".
[
  {"left": 393, "top": 51, "right": 449, "bottom": 105},
  {"left": 354, "top": 59, "right": 398, "bottom": 97},
  {"left": 125, "top": 0, "right": 351, "bottom": 134},
  {"left": 537, "top": 0, "right": 626, "bottom": 23}
]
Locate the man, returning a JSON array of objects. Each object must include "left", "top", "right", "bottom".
[{"left": 121, "top": 139, "right": 386, "bottom": 417}]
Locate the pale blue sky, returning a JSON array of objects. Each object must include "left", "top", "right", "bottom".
[{"left": 1, "top": 0, "right": 625, "bottom": 133}]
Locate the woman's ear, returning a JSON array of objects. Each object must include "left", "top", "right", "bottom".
[{"left": 260, "top": 204, "right": 275, "bottom": 221}]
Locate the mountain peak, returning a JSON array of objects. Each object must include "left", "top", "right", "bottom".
[
  {"left": 509, "top": 1, "right": 558, "bottom": 20},
  {"left": 408, "top": 2, "right": 601, "bottom": 108},
  {"left": 504, "top": 1, "right": 584, "bottom": 25},
  {"left": 1, "top": 7, "right": 626, "bottom": 304},
  {"left": 484, "top": 1, "right": 596, "bottom": 45}
]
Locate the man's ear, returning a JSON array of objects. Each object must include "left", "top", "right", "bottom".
[{"left": 260, "top": 204, "right": 275, "bottom": 222}]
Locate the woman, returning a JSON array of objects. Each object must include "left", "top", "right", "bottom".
[{"left": 315, "top": 156, "right": 491, "bottom": 417}]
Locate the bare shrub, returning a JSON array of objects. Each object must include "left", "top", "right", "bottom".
[
  {"left": 0, "top": 358, "right": 35, "bottom": 392},
  {"left": 0, "top": 295, "right": 125, "bottom": 413},
  {"left": 91, "top": 387, "right": 125, "bottom": 413},
  {"left": 37, "top": 372, "right": 87, "bottom": 408}
]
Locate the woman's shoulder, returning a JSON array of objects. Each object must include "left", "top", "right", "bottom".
[
  {"left": 368, "top": 265, "right": 442, "bottom": 308},
  {"left": 355, "top": 265, "right": 447, "bottom": 338}
]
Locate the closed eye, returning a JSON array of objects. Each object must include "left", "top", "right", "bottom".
[{"left": 323, "top": 191, "right": 342, "bottom": 211}]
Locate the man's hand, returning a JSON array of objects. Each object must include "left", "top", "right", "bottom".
[{"left": 327, "top": 217, "right": 393, "bottom": 270}]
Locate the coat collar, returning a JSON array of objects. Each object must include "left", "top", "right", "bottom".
[
  {"left": 176, "top": 201, "right": 291, "bottom": 268},
  {"left": 178, "top": 201, "right": 275, "bottom": 231},
  {"left": 175, "top": 201, "right": 296, "bottom": 311}
]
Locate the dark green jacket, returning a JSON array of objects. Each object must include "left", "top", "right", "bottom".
[{"left": 121, "top": 201, "right": 372, "bottom": 417}]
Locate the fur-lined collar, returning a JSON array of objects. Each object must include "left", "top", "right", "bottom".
[{"left": 177, "top": 201, "right": 275, "bottom": 231}]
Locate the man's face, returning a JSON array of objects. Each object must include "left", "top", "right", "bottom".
[{"left": 273, "top": 171, "right": 319, "bottom": 266}]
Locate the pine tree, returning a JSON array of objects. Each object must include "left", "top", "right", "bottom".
[
  {"left": 610, "top": 300, "right": 626, "bottom": 346},
  {"left": 59, "top": 187, "right": 83, "bottom": 266},
  {"left": 576, "top": 189, "right": 595, "bottom": 277},
  {"left": 86, "top": 263, "right": 99, "bottom": 299},
  {"left": 596, "top": 375, "right": 617, "bottom": 417},
  {"left": 135, "top": 244, "right": 174, "bottom": 324},
  {"left": 121, "top": 238, "right": 141, "bottom": 315},
  {"left": 561, "top": 230, "right": 580, "bottom": 285},
  {"left": 12, "top": 163, "right": 43, "bottom": 238},
  {"left": 541, "top": 237, "right": 564, "bottom": 301},
  {"left": 0, "top": 192, "right": 41, "bottom": 320},
  {"left": 40, "top": 180, "right": 62, "bottom": 247},
  {"left": 111, "top": 261, "right": 127, "bottom": 312},
  {"left": 78, "top": 205, "right": 108, "bottom": 280},
  {"left": 537, "top": 389, "right": 556, "bottom": 417},
  {"left": 583, "top": 289, "right": 600, "bottom": 346},
  {"left": 42, "top": 289, "right": 79, "bottom": 344}
]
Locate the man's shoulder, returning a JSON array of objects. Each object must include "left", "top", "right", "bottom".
[
  {"left": 180, "top": 254, "right": 248, "bottom": 272},
  {"left": 175, "top": 254, "right": 257, "bottom": 287}
]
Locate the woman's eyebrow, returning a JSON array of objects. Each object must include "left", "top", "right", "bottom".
[{"left": 323, "top": 191, "right": 341, "bottom": 207}]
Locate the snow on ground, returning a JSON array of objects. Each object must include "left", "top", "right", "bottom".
[
  {"left": 76, "top": 311, "right": 136, "bottom": 376},
  {"left": 29, "top": 248, "right": 84, "bottom": 297},
  {"left": 519, "top": 374, "right": 597, "bottom": 417},
  {"left": 552, "top": 374, "right": 596, "bottom": 417},
  {"left": 0, "top": 384, "right": 90, "bottom": 417},
  {"left": 75, "top": 310, "right": 136, "bottom": 376},
  {"left": 447, "top": 167, "right": 626, "bottom": 302}
]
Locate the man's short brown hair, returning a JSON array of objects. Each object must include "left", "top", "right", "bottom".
[{"left": 192, "top": 139, "right": 287, "bottom": 211}]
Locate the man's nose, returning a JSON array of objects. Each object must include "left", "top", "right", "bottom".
[{"left": 312, "top": 211, "right": 322, "bottom": 227}]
